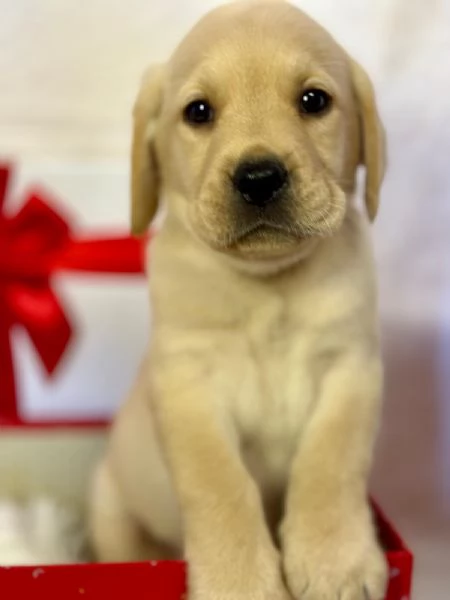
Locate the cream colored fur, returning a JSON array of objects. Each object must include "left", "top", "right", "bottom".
[{"left": 89, "top": 2, "right": 388, "bottom": 599}]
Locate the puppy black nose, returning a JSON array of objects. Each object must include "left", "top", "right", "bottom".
[{"left": 233, "top": 159, "right": 288, "bottom": 207}]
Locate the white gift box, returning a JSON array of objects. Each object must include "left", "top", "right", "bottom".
[{"left": 1, "top": 161, "right": 150, "bottom": 425}]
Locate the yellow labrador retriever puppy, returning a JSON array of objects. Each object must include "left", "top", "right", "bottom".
[{"left": 90, "top": 1, "right": 387, "bottom": 599}]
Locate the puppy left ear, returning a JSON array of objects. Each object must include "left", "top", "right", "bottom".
[
  {"left": 131, "top": 63, "right": 165, "bottom": 236},
  {"left": 350, "top": 60, "right": 386, "bottom": 221}
]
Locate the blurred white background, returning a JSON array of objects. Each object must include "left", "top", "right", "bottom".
[{"left": 1, "top": 0, "right": 449, "bottom": 596}]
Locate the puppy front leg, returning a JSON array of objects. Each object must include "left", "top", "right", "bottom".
[
  {"left": 282, "top": 351, "right": 387, "bottom": 600},
  {"left": 152, "top": 360, "right": 289, "bottom": 600}
]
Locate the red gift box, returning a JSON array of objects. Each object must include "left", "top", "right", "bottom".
[
  {"left": 0, "top": 163, "right": 413, "bottom": 599},
  {"left": 0, "top": 505, "right": 413, "bottom": 600}
]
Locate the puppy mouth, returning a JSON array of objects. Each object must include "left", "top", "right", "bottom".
[
  {"left": 234, "top": 221, "right": 300, "bottom": 242},
  {"left": 193, "top": 184, "right": 346, "bottom": 258},
  {"left": 226, "top": 192, "right": 347, "bottom": 251},
  {"left": 225, "top": 220, "right": 307, "bottom": 257}
]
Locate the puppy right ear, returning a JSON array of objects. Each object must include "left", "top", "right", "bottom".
[
  {"left": 131, "top": 64, "right": 165, "bottom": 235},
  {"left": 350, "top": 60, "right": 386, "bottom": 222}
]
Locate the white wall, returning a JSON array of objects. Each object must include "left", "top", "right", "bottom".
[{"left": 1, "top": 0, "right": 449, "bottom": 594}]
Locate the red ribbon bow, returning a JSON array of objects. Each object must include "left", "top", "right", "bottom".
[{"left": 0, "top": 164, "right": 147, "bottom": 424}]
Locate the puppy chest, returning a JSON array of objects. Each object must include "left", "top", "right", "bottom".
[{"left": 228, "top": 331, "right": 316, "bottom": 481}]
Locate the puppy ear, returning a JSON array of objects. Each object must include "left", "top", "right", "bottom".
[
  {"left": 350, "top": 60, "right": 386, "bottom": 221},
  {"left": 131, "top": 64, "right": 165, "bottom": 235}
]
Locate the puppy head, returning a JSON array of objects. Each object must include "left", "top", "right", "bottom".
[{"left": 131, "top": 0, "right": 386, "bottom": 266}]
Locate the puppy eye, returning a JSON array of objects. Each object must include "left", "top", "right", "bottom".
[
  {"left": 183, "top": 99, "right": 214, "bottom": 125},
  {"left": 299, "top": 89, "right": 331, "bottom": 115}
]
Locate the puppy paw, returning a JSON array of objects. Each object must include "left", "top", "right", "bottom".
[
  {"left": 188, "top": 546, "right": 292, "bottom": 600},
  {"left": 282, "top": 511, "right": 388, "bottom": 600}
]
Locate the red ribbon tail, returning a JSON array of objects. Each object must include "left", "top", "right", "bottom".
[
  {"left": 6, "top": 284, "right": 73, "bottom": 376},
  {"left": 0, "top": 299, "right": 19, "bottom": 422}
]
